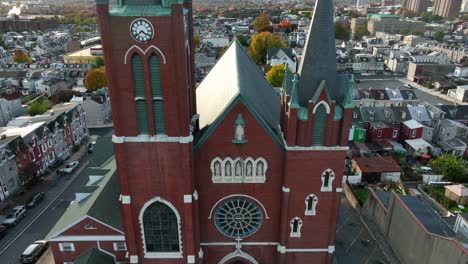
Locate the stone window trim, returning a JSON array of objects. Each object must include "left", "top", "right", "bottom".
[
  {"left": 304, "top": 194, "right": 318, "bottom": 216},
  {"left": 320, "top": 169, "right": 335, "bottom": 192},
  {"left": 290, "top": 217, "right": 303, "bottom": 238},
  {"left": 113, "top": 242, "right": 127, "bottom": 251},
  {"left": 211, "top": 157, "right": 267, "bottom": 183},
  {"left": 139, "top": 197, "right": 183, "bottom": 259},
  {"left": 59, "top": 242, "right": 75, "bottom": 252}
]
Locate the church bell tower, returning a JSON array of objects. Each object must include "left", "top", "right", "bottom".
[{"left": 96, "top": 0, "right": 199, "bottom": 263}]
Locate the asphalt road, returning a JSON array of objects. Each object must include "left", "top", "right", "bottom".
[{"left": 0, "top": 157, "right": 90, "bottom": 263}]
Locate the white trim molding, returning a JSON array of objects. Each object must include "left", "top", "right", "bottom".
[
  {"left": 130, "top": 255, "right": 138, "bottom": 263},
  {"left": 336, "top": 188, "right": 343, "bottom": 193},
  {"left": 304, "top": 194, "right": 318, "bottom": 216},
  {"left": 218, "top": 249, "right": 259, "bottom": 264},
  {"left": 187, "top": 255, "right": 195, "bottom": 263},
  {"left": 112, "top": 134, "right": 193, "bottom": 144},
  {"left": 282, "top": 186, "right": 290, "bottom": 193},
  {"left": 211, "top": 157, "right": 267, "bottom": 183},
  {"left": 198, "top": 248, "right": 204, "bottom": 258},
  {"left": 320, "top": 169, "right": 335, "bottom": 192},
  {"left": 193, "top": 190, "right": 199, "bottom": 201},
  {"left": 328, "top": 245, "right": 335, "bottom": 253},
  {"left": 139, "top": 197, "right": 183, "bottom": 259},
  {"left": 313, "top": 100, "right": 331, "bottom": 114},
  {"left": 124, "top": 45, "right": 167, "bottom": 65},
  {"left": 290, "top": 217, "right": 303, "bottom": 238},
  {"left": 184, "top": 195, "right": 193, "bottom": 203},
  {"left": 121, "top": 195, "right": 131, "bottom": 204},
  {"left": 208, "top": 194, "right": 270, "bottom": 219}
]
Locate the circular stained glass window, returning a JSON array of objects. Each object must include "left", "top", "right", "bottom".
[{"left": 214, "top": 198, "right": 262, "bottom": 238}]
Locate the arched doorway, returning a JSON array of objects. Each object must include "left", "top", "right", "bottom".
[{"left": 219, "top": 253, "right": 258, "bottom": 264}]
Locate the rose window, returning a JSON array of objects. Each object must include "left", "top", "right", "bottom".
[{"left": 214, "top": 198, "right": 262, "bottom": 238}]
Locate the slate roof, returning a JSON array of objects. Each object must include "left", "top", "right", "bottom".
[
  {"left": 297, "top": 0, "right": 346, "bottom": 106},
  {"left": 196, "top": 40, "right": 280, "bottom": 132},
  {"left": 267, "top": 48, "right": 295, "bottom": 61},
  {"left": 74, "top": 248, "right": 114, "bottom": 264},
  {"left": 439, "top": 105, "right": 468, "bottom": 120},
  {"left": 354, "top": 156, "right": 403, "bottom": 173},
  {"left": 407, "top": 105, "right": 430, "bottom": 122},
  {"left": 399, "top": 89, "right": 418, "bottom": 100},
  {"left": 47, "top": 137, "right": 121, "bottom": 238}
]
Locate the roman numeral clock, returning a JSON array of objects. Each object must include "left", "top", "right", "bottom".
[{"left": 130, "top": 18, "right": 154, "bottom": 43}]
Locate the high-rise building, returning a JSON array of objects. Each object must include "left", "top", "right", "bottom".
[
  {"left": 433, "top": 0, "right": 463, "bottom": 18},
  {"left": 405, "top": 0, "right": 431, "bottom": 16},
  {"left": 91, "top": 0, "right": 353, "bottom": 263}
]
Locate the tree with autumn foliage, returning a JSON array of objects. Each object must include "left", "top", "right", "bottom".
[
  {"left": 249, "top": 32, "right": 286, "bottom": 64},
  {"left": 13, "top": 49, "right": 32, "bottom": 64},
  {"left": 84, "top": 67, "right": 107, "bottom": 92},
  {"left": 279, "top": 19, "right": 292, "bottom": 33},
  {"left": 254, "top": 14, "right": 273, "bottom": 33},
  {"left": 266, "top": 64, "right": 288, "bottom": 87}
]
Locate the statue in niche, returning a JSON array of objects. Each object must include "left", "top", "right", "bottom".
[
  {"left": 246, "top": 162, "right": 253, "bottom": 176},
  {"left": 257, "top": 161, "right": 264, "bottom": 176},
  {"left": 234, "top": 114, "right": 246, "bottom": 141},
  {"left": 225, "top": 162, "right": 232, "bottom": 176},
  {"left": 214, "top": 162, "right": 221, "bottom": 176},
  {"left": 235, "top": 161, "right": 242, "bottom": 176}
]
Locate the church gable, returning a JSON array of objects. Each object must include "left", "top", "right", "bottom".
[{"left": 195, "top": 96, "right": 283, "bottom": 151}]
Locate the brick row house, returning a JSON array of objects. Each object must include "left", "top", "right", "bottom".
[
  {"left": 351, "top": 104, "right": 468, "bottom": 158},
  {"left": 0, "top": 102, "right": 88, "bottom": 203}
]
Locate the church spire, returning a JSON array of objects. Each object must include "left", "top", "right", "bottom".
[{"left": 297, "top": 0, "right": 337, "bottom": 106}]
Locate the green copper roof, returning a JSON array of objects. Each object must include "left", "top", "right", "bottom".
[
  {"left": 334, "top": 105, "right": 343, "bottom": 120},
  {"left": 298, "top": 107, "right": 309, "bottom": 121},
  {"left": 110, "top": 5, "right": 172, "bottom": 16},
  {"left": 289, "top": 74, "right": 300, "bottom": 109}
]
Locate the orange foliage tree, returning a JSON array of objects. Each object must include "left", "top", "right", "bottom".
[{"left": 84, "top": 67, "right": 107, "bottom": 92}]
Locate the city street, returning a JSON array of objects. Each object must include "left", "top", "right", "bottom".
[{"left": 0, "top": 157, "right": 90, "bottom": 263}]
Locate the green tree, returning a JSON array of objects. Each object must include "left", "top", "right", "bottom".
[
  {"left": 334, "top": 22, "right": 350, "bottom": 41},
  {"left": 236, "top": 34, "right": 249, "bottom": 46},
  {"left": 421, "top": 11, "right": 433, "bottom": 23},
  {"left": 254, "top": 14, "right": 272, "bottom": 33},
  {"left": 84, "top": 67, "right": 107, "bottom": 92},
  {"left": 249, "top": 32, "right": 286, "bottom": 64},
  {"left": 354, "top": 26, "right": 370, "bottom": 40},
  {"left": 13, "top": 49, "right": 32, "bottom": 64},
  {"left": 26, "top": 101, "right": 48, "bottom": 116},
  {"left": 400, "top": 29, "right": 411, "bottom": 35},
  {"left": 266, "top": 65, "right": 287, "bottom": 87},
  {"left": 433, "top": 31, "right": 445, "bottom": 42},
  {"left": 91, "top": 56, "right": 104, "bottom": 69},
  {"left": 431, "top": 155, "right": 467, "bottom": 182}
]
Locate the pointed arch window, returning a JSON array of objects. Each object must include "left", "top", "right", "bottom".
[
  {"left": 290, "top": 217, "right": 303, "bottom": 238},
  {"left": 312, "top": 104, "right": 327, "bottom": 146},
  {"left": 142, "top": 201, "right": 181, "bottom": 255},
  {"left": 132, "top": 54, "right": 149, "bottom": 135},
  {"left": 149, "top": 54, "right": 165, "bottom": 134},
  {"left": 245, "top": 159, "right": 254, "bottom": 182},
  {"left": 225, "top": 160, "right": 232, "bottom": 179},
  {"left": 255, "top": 159, "right": 267, "bottom": 183},
  {"left": 234, "top": 159, "right": 243, "bottom": 181},
  {"left": 321, "top": 169, "right": 335, "bottom": 192},
  {"left": 305, "top": 194, "right": 318, "bottom": 216}
]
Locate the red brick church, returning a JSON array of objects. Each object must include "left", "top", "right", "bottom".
[{"left": 48, "top": 0, "right": 353, "bottom": 263}]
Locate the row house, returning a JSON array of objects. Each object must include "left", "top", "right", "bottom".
[
  {"left": 0, "top": 135, "right": 20, "bottom": 202},
  {"left": 337, "top": 55, "right": 385, "bottom": 74},
  {"left": 0, "top": 103, "right": 88, "bottom": 198},
  {"left": 355, "top": 88, "right": 418, "bottom": 107}
]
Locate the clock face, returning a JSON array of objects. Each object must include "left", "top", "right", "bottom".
[{"left": 130, "top": 18, "right": 154, "bottom": 43}]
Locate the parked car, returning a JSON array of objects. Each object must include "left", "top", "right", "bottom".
[
  {"left": 49, "top": 158, "right": 63, "bottom": 169},
  {"left": 87, "top": 142, "right": 96, "bottom": 153},
  {"left": 59, "top": 161, "right": 79, "bottom": 174},
  {"left": 2, "top": 205, "right": 27, "bottom": 227},
  {"left": 404, "top": 83, "right": 414, "bottom": 89},
  {"left": 19, "top": 240, "right": 49, "bottom": 263},
  {"left": 0, "top": 225, "right": 7, "bottom": 238},
  {"left": 26, "top": 192, "right": 45, "bottom": 208}
]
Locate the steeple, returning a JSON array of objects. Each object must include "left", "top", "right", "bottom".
[{"left": 297, "top": 0, "right": 337, "bottom": 106}]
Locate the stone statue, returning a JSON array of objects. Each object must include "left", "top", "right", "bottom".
[
  {"left": 226, "top": 162, "right": 232, "bottom": 176},
  {"left": 246, "top": 162, "right": 252, "bottom": 176},
  {"left": 257, "top": 162, "right": 264, "bottom": 176},
  {"left": 235, "top": 161, "right": 242, "bottom": 176},
  {"left": 234, "top": 114, "right": 246, "bottom": 141}
]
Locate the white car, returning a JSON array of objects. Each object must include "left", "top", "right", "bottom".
[
  {"left": 2, "top": 205, "right": 27, "bottom": 227},
  {"left": 60, "top": 161, "right": 79, "bottom": 174}
]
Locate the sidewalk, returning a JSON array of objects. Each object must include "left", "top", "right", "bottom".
[{"left": 0, "top": 141, "right": 90, "bottom": 216}]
